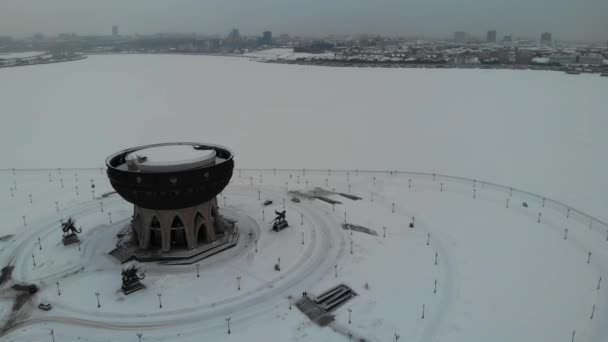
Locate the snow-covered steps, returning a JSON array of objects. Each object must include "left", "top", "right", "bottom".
[
  {"left": 296, "top": 284, "right": 358, "bottom": 327},
  {"left": 108, "top": 231, "right": 240, "bottom": 265}
]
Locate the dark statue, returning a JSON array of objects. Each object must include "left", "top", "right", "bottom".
[
  {"left": 121, "top": 264, "right": 146, "bottom": 295},
  {"left": 61, "top": 217, "right": 82, "bottom": 246},
  {"left": 62, "top": 218, "right": 82, "bottom": 237},
  {"left": 271, "top": 210, "right": 289, "bottom": 231}
]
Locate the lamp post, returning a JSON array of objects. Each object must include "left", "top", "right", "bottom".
[
  {"left": 137, "top": 333, "right": 143, "bottom": 342},
  {"left": 196, "top": 263, "right": 200, "bottom": 278},
  {"left": 56, "top": 282, "right": 61, "bottom": 296},
  {"left": 50, "top": 329, "right": 55, "bottom": 342},
  {"left": 95, "top": 291, "right": 101, "bottom": 308},
  {"left": 237, "top": 276, "right": 241, "bottom": 291},
  {"left": 288, "top": 295, "right": 293, "bottom": 310},
  {"left": 348, "top": 308, "right": 352, "bottom": 324},
  {"left": 157, "top": 293, "right": 162, "bottom": 308},
  {"left": 226, "top": 317, "right": 231, "bottom": 334}
]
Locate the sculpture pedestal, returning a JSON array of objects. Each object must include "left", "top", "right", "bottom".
[
  {"left": 62, "top": 234, "right": 80, "bottom": 246},
  {"left": 273, "top": 220, "right": 289, "bottom": 232},
  {"left": 121, "top": 280, "right": 145, "bottom": 295}
]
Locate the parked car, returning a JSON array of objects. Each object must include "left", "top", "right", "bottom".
[
  {"left": 38, "top": 302, "right": 52, "bottom": 311},
  {"left": 263, "top": 200, "right": 273, "bottom": 206},
  {"left": 291, "top": 197, "right": 301, "bottom": 203}
]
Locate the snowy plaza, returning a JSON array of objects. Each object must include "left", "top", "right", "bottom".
[{"left": 0, "top": 53, "right": 607, "bottom": 342}]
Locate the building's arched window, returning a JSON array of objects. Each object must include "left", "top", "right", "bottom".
[
  {"left": 171, "top": 216, "right": 184, "bottom": 228},
  {"left": 151, "top": 216, "right": 160, "bottom": 229}
]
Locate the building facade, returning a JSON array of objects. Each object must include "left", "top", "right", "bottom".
[
  {"left": 106, "top": 142, "right": 234, "bottom": 253},
  {"left": 487, "top": 30, "right": 497, "bottom": 43}
]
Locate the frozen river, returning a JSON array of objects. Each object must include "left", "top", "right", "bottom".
[{"left": 0, "top": 54, "right": 606, "bottom": 220}]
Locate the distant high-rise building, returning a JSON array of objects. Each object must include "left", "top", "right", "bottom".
[
  {"left": 226, "top": 29, "right": 242, "bottom": 47},
  {"left": 486, "top": 30, "right": 497, "bottom": 43},
  {"left": 454, "top": 31, "right": 466, "bottom": 43},
  {"left": 541, "top": 32, "right": 552, "bottom": 44},
  {"left": 503, "top": 35, "right": 513, "bottom": 43},
  {"left": 262, "top": 31, "right": 272, "bottom": 45},
  {"left": 112, "top": 25, "right": 119, "bottom": 36}
]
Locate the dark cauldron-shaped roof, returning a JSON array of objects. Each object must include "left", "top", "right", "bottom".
[{"left": 105, "top": 142, "right": 234, "bottom": 210}]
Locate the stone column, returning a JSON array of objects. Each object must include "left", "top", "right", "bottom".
[{"left": 160, "top": 213, "right": 172, "bottom": 252}]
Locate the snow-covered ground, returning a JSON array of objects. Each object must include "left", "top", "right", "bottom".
[
  {"left": 0, "top": 51, "right": 45, "bottom": 59},
  {"left": 0, "top": 169, "right": 606, "bottom": 342},
  {"left": 0, "top": 54, "right": 605, "bottom": 222},
  {"left": 0, "top": 54, "right": 607, "bottom": 341}
]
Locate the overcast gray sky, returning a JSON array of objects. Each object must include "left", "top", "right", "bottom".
[{"left": 1, "top": 0, "right": 606, "bottom": 42}]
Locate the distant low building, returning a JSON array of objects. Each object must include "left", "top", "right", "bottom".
[
  {"left": 502, "top": 35, "right": 513, "bottom": 43},
  {"left": 293, "top": 41, "right": 335, "bottom": 53},
  {"left": 548, "top": 54, "right": 576, "bottom": 65},
  {"left": 112, "top": 25, "right": 119, "bottom": 37},
  {"left": 577, "top": 54, "right": 604, "bottom": 65},
  {"left": 0, "top": 35, "right": 12, "bottom": 49},
  {"left": 515, "top": 49, "right": 535, "bottom": 64}
]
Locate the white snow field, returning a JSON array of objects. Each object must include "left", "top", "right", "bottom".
[{"left": 0, "top": 54, "right": 607, "bottom": 342}]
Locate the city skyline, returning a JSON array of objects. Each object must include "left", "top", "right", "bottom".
[{"left": 0, "top": 0, "right": 606, "bottom": 43}]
